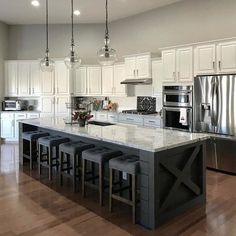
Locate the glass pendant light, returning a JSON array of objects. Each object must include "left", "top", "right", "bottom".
[
  {"left": 97, "top": 0, "right": 117, "bottom": 66},
  {"left": 64, "top": 0, "right": 82, "bottom": 70},
  {"left": 40, "top": 0, "right": 54, "bottom": 72}
]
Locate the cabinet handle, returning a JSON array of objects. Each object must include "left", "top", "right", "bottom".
[
  {"left": 213, "top": 61, "right": 216, "bottom": 70},
  {"left": 32, "top": 88, "right": 35, "bottom": 94},
  {"left": 29, "top": 88, "right": 31, "bottom": 94},
  {"left": 218, "top": 61, "right": 221, "bottom": 70},
  {"left": 173, "top": 72, "right": 176, "bottom": 79},
  {"left": 148, "top": 120, "right": 155, "bottom": 123},
  {"left": 133, "top": 70, "right": 135, "bottom": 77},
  {"left": 137, "top": 69, "right": 139, "bottom": 77}
]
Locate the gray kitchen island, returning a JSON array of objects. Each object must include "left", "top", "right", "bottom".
[{"left": 19, "top": 117, "right": 210, "bottom": 230}]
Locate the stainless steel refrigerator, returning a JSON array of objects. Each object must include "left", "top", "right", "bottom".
[
  {"left": 194, "top": 74, "right": 236, "bottom": 135},
  {"left": 194, "top": 74, "right": 236, "bottom": 173}
]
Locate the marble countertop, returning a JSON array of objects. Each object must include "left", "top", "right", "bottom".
[{"left": 19, "top": 117, "right": 210, "bottom": 152}]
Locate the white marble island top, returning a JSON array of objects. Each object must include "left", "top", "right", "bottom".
[{"left": 20, "top": 117, "right": 210, "bottom": 152}]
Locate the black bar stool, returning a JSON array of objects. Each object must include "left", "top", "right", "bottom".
[
  {"left": 109, "top": 154, "right": 140, "bottom": 224},
  {"left": 59, "top": 141, "right": 95, "bottom": 192},
  {"left": 38, "top": 136, "right": 70, "bottom": 180},
  {"left": 22, "top": 131, "right": 49, "bottom": 169},
  {"left": 82, "top": 147, "right": 122, "bottom": 206}
]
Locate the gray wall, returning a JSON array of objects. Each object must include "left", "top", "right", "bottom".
[
  {"left": 0, "top": 22, "right": 8, "bottom": 100},
  {"left": 8, "top": 0, "right": 236, "bottom": 62}
]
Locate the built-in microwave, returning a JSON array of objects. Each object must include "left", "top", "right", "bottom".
[
  {"left": 2, "top": 100, "right": 23, "bottom": 111},
  {"left": 163, "top": 86, "right": 193, "bottom": 108}
]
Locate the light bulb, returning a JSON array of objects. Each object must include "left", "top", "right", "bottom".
[
  {"left": 64, "top": 50, "right": 82, "bottom": 70},
  {"left": 97, "top": 45, "right": 117, "bottom": 66},
  {"left": 40, "top": 55, "right": 54, "bottom": 72}
]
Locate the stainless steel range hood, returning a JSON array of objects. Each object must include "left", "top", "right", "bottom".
[{"left": 120, "top": 78, "right": 152, "bottom": 85}]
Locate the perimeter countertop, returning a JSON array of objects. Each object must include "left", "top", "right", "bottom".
[{"left": 19, "top": 117, "right": 211, "bottom": 152}]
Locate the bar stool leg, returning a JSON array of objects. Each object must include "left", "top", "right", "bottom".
[
  {"left": 59, "top": 151, "right": 63, "bottom": 186},
  {"left": 109, "top": 168, "right": 113, "bottom": 212},
  {"left": 49, "top": 146, "right": 52, "bottom": 181},
  {"left": 38, "top": 144, "right": 42, "bottom": 175},
  {"left": 29, "top": 140, "right": 33, "bottom": 170},
  {"left": 129, "top": 174, "right": 132, "bottom": 200},
  {"left": 132, "top": 174, "right": 136, "bottom": 224},
  {"left": 119, "top": 171, "right": 123, "bottom": 197},
  {"left": 82, "top": 159, "right": 86, "bottom": 197},
  {"left": 99, "top": 163, "right": 104, "bottom": 206},
  {"left": 73, "top": 154, "right": 77, "bottom": 192}
]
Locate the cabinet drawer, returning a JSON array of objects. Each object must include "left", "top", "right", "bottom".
[
  {"left": 119, "top": 114, "right": 143, "bottom": 125},
  {"left": 15, "top": 113, "right": 27, "bottom": 120},
  {"left": 107, "top": 113, "right": 118, "bottom": 122},
  {"left": 1, "top": 113, "right": 15, "bottom": 119},
  {"left": 96, "top": 112, "right": 108, "bottom": 121},
  {"left": 143, "top": 117, "right": 162, "bottom": 127},
  {"left": 27, "top": 113, "right": 40, "bottom": 119}
]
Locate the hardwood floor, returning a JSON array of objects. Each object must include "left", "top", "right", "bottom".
[{"left": 0, "top": 143, "right": 236, "bottom": 236}]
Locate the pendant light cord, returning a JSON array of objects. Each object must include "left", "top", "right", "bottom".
[
  {"left": 105, "top": 0, "right": 109, "bottom": 46},
  {"left": 71, "top": 0, "right": 75, "bottom": 51},
  {"left": 46, "top": 0, "right": 49, "bottom": 54}
]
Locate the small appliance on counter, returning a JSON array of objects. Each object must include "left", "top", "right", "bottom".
[
  {"left": 162, "top": 86, "right": 193, "bottom": 132},
  {"left": 2, "top": 100, "right": 26, "bottom": 111},
  {"left": 122, "top": 96, "right": 157, "bottom": 115}
]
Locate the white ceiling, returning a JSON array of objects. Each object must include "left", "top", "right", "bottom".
[{"left": 0, "top": 0, "right": 184, "bottom": 25}]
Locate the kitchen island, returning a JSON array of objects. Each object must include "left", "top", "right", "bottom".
[{"left": 19, "top": 118, "right": 210, "bottom": 230}]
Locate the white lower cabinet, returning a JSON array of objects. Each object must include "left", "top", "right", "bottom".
[
  {"left": 96, "top": 112, "right": 108, "bottom": 122},
  {"left": 118, "top": 114, "right": 144, "bottom": 125},
  {"left": 143, "top": 117, "right": 162, "bottom": 128},
  {"left": 1, "top": 113, "right": 15, "bottom": 140}
]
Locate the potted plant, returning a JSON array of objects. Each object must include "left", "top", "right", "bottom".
[{"left": 72, "top": 111, "right": 93, "bottom": 127}]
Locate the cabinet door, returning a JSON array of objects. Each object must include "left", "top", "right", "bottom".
[
  {"left": 1, "top": 119, "right": 15, "bottom": 139},
  {"left": 40, "top": 97, "right": 55, "bottom": 116},
  {"left": 55, "top": 96, "right": 69, "bottom": 117},
  {"left": 194, "top": 44, "right": 216, "bottom": 75},
  {"left": 217, "top": 41, "right": 236, "bottom": 74},
  {"left": 102, "top": 66, "right": 114, "bottom": 95},
  {"left": 136, "top": 55, "right": 151, "bottom": 79},
  {"left": 152, "top": 60, "right": 163, "bottom": 96},
  {"left": 30, "top": 61, "right": 41, "bottom": 96},
  {"left": 74, "top": 66, "right": 87, "bottom": 95},
  {"left": 55, "top": 61, "right": 70, "bottom": 95},
  {"left": 176, "top": 47, "right": 193, "bottom": 83},
  {"left": 18, "top": 62, "right": 30, "bottom": 96},
  {"left": 125, "top": 57, "right": 136, "bottom": 79},
  {"left": 162, "top": 50, "right": 176, "bottom": 83},
  {"left": 87, "top": 67, "right": 102, "bottom": 95},
  {"left": 15, "top": 113, "right": 27, "bottom": 139},
  {"left": 5, "top": 61, "right": 18, "bottom": 96},
  {"left": 113, "top": 64, "right": 127, "bottom": 96},
  {"left": 41, "top": 71, "right": 54, "bottom": 95}
]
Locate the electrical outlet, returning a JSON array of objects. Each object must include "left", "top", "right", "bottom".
[{"left": 122, "top": 172, "right": 127, "bottom": 180}]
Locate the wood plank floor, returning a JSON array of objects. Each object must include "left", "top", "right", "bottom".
[{"left": 0, "top": 143, "right": 236, "bottom": 236}]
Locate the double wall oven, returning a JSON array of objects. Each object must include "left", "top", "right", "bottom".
[{"left": 163, "top": 86, "right": 193, "bottom": 132}]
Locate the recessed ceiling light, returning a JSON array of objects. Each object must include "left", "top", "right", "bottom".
[
  {"left": 31, "top": 0, "right": 40, "bottom": 7},
  {"left": 74, "top": 10, "right": 81, "bottom": 16}
]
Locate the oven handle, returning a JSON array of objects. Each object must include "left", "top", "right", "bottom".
[
  {"left": 163, "top": 107, "right": 192, "bottom": 112},
  {"left": 163, "top": 91, "right": 192, "bottom": 95}
]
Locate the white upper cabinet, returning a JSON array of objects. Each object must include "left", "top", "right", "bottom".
[
  {"left": 124, "top": 53, "right": 151, "bottom": 79},
  {"left": 162, "top": 50, "right": 176, "bottom": 83},
  {"left": 113, "top": 64, "right": 126, "bottom": 96},
  {"left": 176, "top": 47, "right": 193, "bottom": 83},
  {"left": 152, "top": 59, "right": 163, "bottom": 95},
  {"left": 194, "top": 44, "right": 216, "bottom": 75},
  {"left": 74, "top": 66, "right": 87, "bottom": 95},
  {"left": 102, "top": 66, "right": 114, "bottom": 96},
  {"left": 5, "top": 61, "right": 18, "bottom": 96},
  {"left": 30, "top": 61, "right": 41, "bottom": 96},
  {"left": 217, "top": 41, "right": 236, "bottom": 74},
  {"left": 124, "top": 57, "right": 136, "bottom": 79},
  {"left": 87, "top": 66, "right": 102, "bottom": 96},
  {"left": 162, "top": 47, "right": 193, "bottom": 83},
  {"left": 55, "top": 61, "right": 70, "bottom": 95},
  {"left": 18, "top": 61, "right": 30, "bottom": 96},
  {"left": 41, "top": 70, "right": 54, "bottom": 95}
]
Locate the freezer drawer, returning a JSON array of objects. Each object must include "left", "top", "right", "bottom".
[{"left": 206, "top": 137, "right": 236, "bottom": 174}]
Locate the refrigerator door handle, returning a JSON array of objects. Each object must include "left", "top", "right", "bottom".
[{"left": 211, "top": 80, "right": 217, "bottom": 127}]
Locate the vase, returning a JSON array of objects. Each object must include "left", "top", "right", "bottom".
[{"left": 78, "top": 119, "right": 86, "bottom": 127}]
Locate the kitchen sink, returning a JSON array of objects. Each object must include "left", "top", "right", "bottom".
[{"left": 88, "top": 121, "right": 115, "bottom": 126}]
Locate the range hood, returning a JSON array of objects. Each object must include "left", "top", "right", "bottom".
[{"left": 120, "top": 78, "right": 152, "bottom": 85}]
